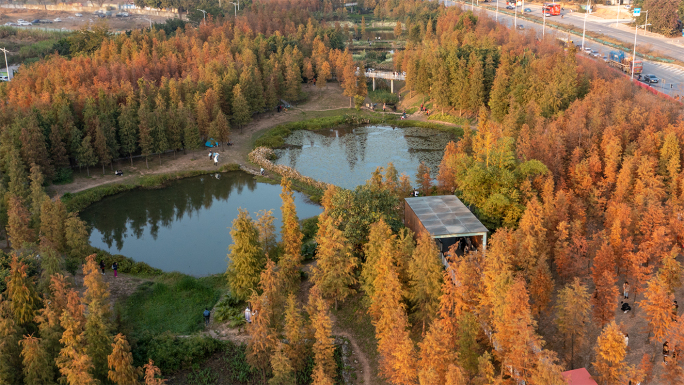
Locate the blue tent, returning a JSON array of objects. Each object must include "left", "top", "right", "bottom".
[{"left": 205, "top": 138, "right": 218, "bottom": 147}]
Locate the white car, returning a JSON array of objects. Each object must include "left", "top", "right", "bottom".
[
  {"left": 16, "top": 19, "right": 25, "bottom": 23},
  {"left": 584, "top": 47, "right": 592, "bottom": 54},
  {"left": 54, "top": 18, "right": 62, "bottom": 22},
  {"left": 75, "top": 13, "right": 83, "bottom": 17},
  {"left": 17, "top": 21, "right": 33, "bottom": 26},
  {"left": 4, "top": 22, "right": 16, "bottom": 26},
  {"left": 0, "top": 75, "right": 9, "bottom": 82}
]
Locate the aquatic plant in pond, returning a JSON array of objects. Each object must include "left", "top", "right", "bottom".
[
  {"left": 79, "top": 171, "right": 322, "bottom": 276},
  {"left": 273, "top": 125, "right": 455, "bottom": 189}
]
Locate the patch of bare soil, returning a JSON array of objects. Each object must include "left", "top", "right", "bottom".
[
  {"left": 0, "top": 8, "right": 168, "bottom": 32},
  {"left": 49, "top": 83, "right": 350, "bottom": 197},
  {"left": 71, "top": 268, "right": 149, "bottom": 308}
]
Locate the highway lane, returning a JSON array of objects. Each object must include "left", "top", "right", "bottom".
[{"left": 444, "top": 0, "right": 684, "bottom": 98}]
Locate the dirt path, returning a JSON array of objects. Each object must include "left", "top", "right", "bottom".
[{"left": 333, "top": 326, "right": 372, "bottom": 385}]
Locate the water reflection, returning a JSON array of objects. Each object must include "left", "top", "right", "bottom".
[
  {"left": 80, "top": 171, "right": 322, "bottom": 276},
  {"left": 274, "top": 125, "right": 455, "bottom": 189}
]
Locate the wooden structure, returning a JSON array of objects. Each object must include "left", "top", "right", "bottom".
[
  {"left": 404, "top": 195, "right": 488, "bottom": 268},
  {"left": 561, "top": 368, "right": 598, "bottom": 385}
]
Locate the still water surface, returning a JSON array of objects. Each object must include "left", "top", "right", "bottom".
[
  {"left": 80, "top": 172, "right": 322, "bottom": 276},
  {"left": 273, "top": 125, "right": 455, "bottom": 189}
]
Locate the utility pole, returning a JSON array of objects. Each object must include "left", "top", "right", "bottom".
[
  {"left": 615, "top": 0, "right": 620, "bottom": 28},
  {"left": 0, "top": 47, "right": 9, "bottom": 81},
  {"left": 229, "top": 1, "right": 237, "bottom": 16},
  {"left": 496, "top": 0, "right": 499, "bottom": 20},
  {"left": 581, "top": 0, "right": 590, "bottom": 50},
  {"left": 141, "top": 17, "right": 152, "bottom": 28},
  {"left": 543, "top": 4, "right": 546, "bottom": 37},
  {"left": 643, "top": 10, "right": 649, "bottom": 35},
  {"left": 631, "top": 22, "right": 638, "bottom": 80},
  {"left": 197, "top": 9, "right": 207, "bottom": 23},
  {"left": 514, "top": 1, "right": 517, "bottom": 31}
]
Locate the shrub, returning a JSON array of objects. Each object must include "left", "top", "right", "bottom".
[
  {"left": 428, "top": 112, "right": 470, "bottom": 125},
  {"left": 301, "top": 216, "right": 319, "bottom": 243},
  {"left": 223, "top": 341, "right": 259, "bottom": 383},
  {"left": 368, "top": 89, "right": 399, "bottom": 104},
  {"left": 132, "top": 331, "right": 224, "bottom": 372},
  {"left": 52, "top": 168, "right": 73, "bottom": 184}
]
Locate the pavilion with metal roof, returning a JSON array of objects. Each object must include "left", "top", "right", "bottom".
[{"left": 404, "top": 195, "right": 488, "bottom": 267}]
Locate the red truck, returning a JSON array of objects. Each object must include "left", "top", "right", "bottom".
[{"left": 543, "top": 3, "right": 561, "bottom": 16}]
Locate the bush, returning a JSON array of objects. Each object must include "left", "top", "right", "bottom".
[
  {"left": 301, "top": 216, "right": 319, "bottom": 243},
  {"left": 368, "top": 89, "right": 399, "bottom": 104},
  {"left": 187, "top": 367, "right": 219, "bottom": 385},
  {"left": 427, "top": 112, "right": 470, "bottom": 125},
  {"left": 52, "top": 168, "right": 73, "bottom": 184},
  {"left": 132, "top": 331, "right": 224, "bottom": 372},
  {"left": 223, "top": 341, "right": 259, "bottom": 383}
]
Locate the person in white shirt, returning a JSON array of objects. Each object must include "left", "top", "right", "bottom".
[{"left": 245, "top": 307, "right": 252, "bottom": 323}]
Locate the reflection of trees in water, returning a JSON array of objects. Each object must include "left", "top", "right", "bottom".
[{"left": 83, "top": 173, "right": 258, "bottom": 251}]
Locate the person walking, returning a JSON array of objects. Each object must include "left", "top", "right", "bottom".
[
  {"left": 204, "top": 308, "right": 211, "bottom": 326},
  {"left": 112, "top": 262, "right": 118, "bottom": 278},
  {"left": 623, "top": 281, "right": 630, "bottom": 299},
  {"left": 213, "top": 153, "right": 219, "bottom": 166},
  {"left": 100, "top": 260, "right": 105, "bottom": 275},
  {"left": 244, "top": 306, "right": 252, "bottom": 323},
  {"left": 624, "top": 333, "right": 629, "bottom": 347}
]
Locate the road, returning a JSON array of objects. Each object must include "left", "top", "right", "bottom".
[{"left": 443, "top": 0, "right": 684, "bottom": 98}]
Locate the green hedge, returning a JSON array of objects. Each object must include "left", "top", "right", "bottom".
[{"left": 428, "top": 112, "right": 470, "bottom": 126}]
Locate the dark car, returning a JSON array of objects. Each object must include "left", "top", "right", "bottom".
[
  {"left": 523, "top": 7, "right": 532, "bottom": 12},
  {"left": 32, "top": 19, "right": 41, "bottom": 24},
  {"left": 643, "top": 74, "right": 659, "bottom": 84},
  {"left": 506, "top": 5, "right": 515, "bottom": 9}
]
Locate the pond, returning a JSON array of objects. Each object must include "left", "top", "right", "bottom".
[
  {"left": 80, "top": 172, "right": 323, "bottom": 277},
  {"left": 273, "top": 125, "right": 456, "bottom": 190}
]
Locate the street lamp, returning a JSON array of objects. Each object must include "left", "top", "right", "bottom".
[
  {"left": 141, "top": 17, "right": 152, "bottom": 28},
  {"left": 643, "top": 9, "right": 649, "bottom": 35},
  {"left": 197, "top": 9, "right": 207, "bottom": 23},
  {"left": 496, "top": 0, "right": 499, "bottom": 21},
  {"left": 229, "top": 1, "right": 237, "bottom": 16},
  {"left": 631, "top": 20, "right": 638, "bottom": 80},
  {"left": 581, "top": 0, "right": 590, "bottom": 50},
  {"left": 0, "top": 47, "right": 10, "bottom": 81},
  {"left": 615, "top": 0, "right": 620, "bottom": 28}
]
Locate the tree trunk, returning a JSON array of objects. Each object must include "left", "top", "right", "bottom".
[
  {"left": 102, "top": 164, "right": 105, "bottom": 175},
  {"left": 159, "top": 153, "right": 162, "bottom": 165},
  {"left": 86, "top": 166, "right": 90, "bottom": 176},
  {"left": 145, "top": 157, "right": 149, "bottom": 169},
  {"left": 130, "top": 153, "right": 133, "bottom": 165},
  {"left": 571, "top": 333, "right": 575, "bottom": 369}
]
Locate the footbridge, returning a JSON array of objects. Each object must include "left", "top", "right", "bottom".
[{"left": 363, "top": 70, "right": 405, "bottom": 93}]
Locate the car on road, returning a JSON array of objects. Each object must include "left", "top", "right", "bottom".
[
  {"left": 591, "top": 50, "right": 600, "bottom": 58},
  {"left": 523, "top": 7, "right": 532, "bottom": 12},
  {"left": 39, "top": 20, "right": 53, "bottom": 23},
  {"left": 505, "top": 5, "right": 514, "bottom": 9},
  {"left": 54, "top": 18, "right": 62, "bottom": 22},
  {"left": 0, "top": 75, "right": 9, "bottom": 82},
  {"left": 116, "top": 12, "right": 130, "bottom": 17},
  {"left": 584, "top": 47, "right": 592, "bottom": 54},
  {"left": 4, "top": 22, "right": 16, "bottom": 26},
  {"left": 602, "top": 56, "right": 608, "bottom": 62},
  {"left": 517, "top": 24, "right": 524, "bottom": 29},
  {"left": 75, "top": 13, "right": 83, "bottom": 17},
  {"left": 642, "top": 74, "right": 659, "bottom": 84},
  {"left": 32, "top": 19, "right": 41, "bottom": 24},
  {"left": 17, "top": 21, "right": 33, "bottom": 26}
]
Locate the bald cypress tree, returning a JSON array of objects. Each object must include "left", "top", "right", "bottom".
[
  {"left": 7, "top": 195, "right": 35, "bottom": 249},
  {"left": 6, "top": 255, "right": 39, "bottom": 326},
  {"left": 593, "top": 321, "right": 632, "bottom": 385},
  {"left": 0, "top": 299, "right": 21, "bottom": 385},
  {"left": 309, "top": 291, "right": 336, "bottom": 382},
  {"left": 78, "top": 135, "right": 98, "bottom": 176},
  {"left": 29, "top": 163, "right": 48, "bottom": 230},
  {"left": 64, "top": 213, "right": 89, "bottom": 259},
  {"left": 409, "top": 231, "right": 443, "bottom": 333},
  {"left": 108, "top": 333, "right": 140, "bottom": 385},
  {"left": 226, "top": 209, "right": 265, "bottom": 301},
  {"left": 20, "top": 334, "right": 54, "bottom": 384},
  {"left": 279, "top": 179, "right": 304, "bottom": 294},
  {"left": 83, "top": 254, "right": 113, "bottom": 381}
]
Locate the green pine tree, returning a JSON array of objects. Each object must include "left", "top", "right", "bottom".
[
  {"left": 232, "top": 84, "right": 252, "bottom": 132},
  {"left": 77, "top": 135, "right": 98, "bottom": 177}
]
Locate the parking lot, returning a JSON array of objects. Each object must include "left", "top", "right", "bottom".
[{"left": 0, "top": 8, "right": 170, "bottom": 32}]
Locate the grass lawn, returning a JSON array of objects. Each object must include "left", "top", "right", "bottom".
[{"left": 123, "top": 274, "right": 224, "bottom": 335}]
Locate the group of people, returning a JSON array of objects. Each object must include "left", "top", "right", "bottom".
[
  {"left": 420, "top": 103, "right": 431, "bottom": 117},
  {"left": 98, "top": 260, "right": 118, "bottom": 277},
  {"left": 208, "top": 151, "right": 220, "bottom": 166}
]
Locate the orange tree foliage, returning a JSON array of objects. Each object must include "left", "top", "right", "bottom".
[
  {"left": 593, "top": 321, "right": 633, "bottom": 385},
  {"left": 0, "top": 13, "right": 349, "bottom": 183}
]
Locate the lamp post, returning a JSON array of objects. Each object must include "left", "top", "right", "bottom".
[
  {"left": 197, "top": 9, "right": 207, "bottom": 23},
  {"left": 615, "top": 0, "right": 620, "bottom": 28},
  {"left": 141, "top": 17, "right": 152, "bottom": 28},
  {"left": 543, "top": 4, "right": 546, "bottom": 37},
  {"left": 0, "top": 47, "right": 9, "bottom": 81},
  {"left": 631, "top": 21, "right": 638, "bottom": 80},
  {"left": 496, "top": 0, "right": 499, "bottom": 20},
  {"left": 514, "top": 1, "right": 517, "bottom": 31},
  {"left": 581, "top": 0, "right": 590, "bottom": 50},
  {"left": 229, "top": 1, "right": 237, "bottom": 16},
  {"left": 643, "top": 9, "right": 649, "bottom": 35}
]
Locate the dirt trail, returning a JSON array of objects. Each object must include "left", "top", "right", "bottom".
[{"left": 332, "top": 323, "right": 372, "bottom": 385}]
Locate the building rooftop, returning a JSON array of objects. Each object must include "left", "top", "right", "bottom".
[{"left": 404, "top": 195, "right": 488, "bottom": 238}]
